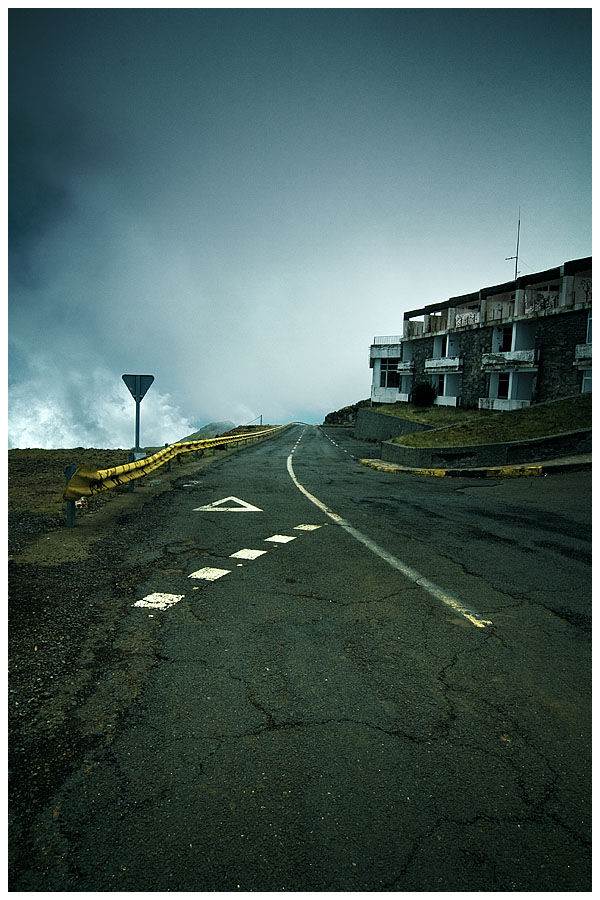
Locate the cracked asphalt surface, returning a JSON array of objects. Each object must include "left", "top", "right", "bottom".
[{"left": 9, "top": 425, "right": 591, "bottom": 890}]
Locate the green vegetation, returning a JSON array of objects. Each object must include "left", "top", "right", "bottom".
[
  {"left": 374, "top": 401, "right": 493, "bottom": 426},
  {"left": 411, "top": 380, "right": 438, "bottom": 407},
  {"left": 391, "top": 394, "right": 592, "bottom": 448}
]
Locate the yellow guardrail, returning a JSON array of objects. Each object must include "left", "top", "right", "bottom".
[{"left": 64, "top": 425, "right": 290, "bottom": 500}]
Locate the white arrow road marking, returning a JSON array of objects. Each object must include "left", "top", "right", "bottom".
[
  {"left": 287, "top": 431, "right": 493, "bottom": 629},
  {"left": 265, "top": 534, "right": 296, "bottom": 544},
  {"left": 133, "top": 593, "right": 184, "bottom": 610},
  {"left": 194, "top": 496, "right": 263, "bottom": 512},
  {"left": 230, "top": 548, "right": 268, "bottom": 560},
  {"left": 188, "top": 567, "right": 231, "bottom": 581}
]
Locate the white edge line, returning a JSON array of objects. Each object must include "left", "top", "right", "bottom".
[{"left": 286, "top": 431, "right": 492, "bottom": 629}]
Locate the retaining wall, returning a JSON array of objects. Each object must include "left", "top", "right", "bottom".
[
  {"left": 355, "top": 407, "right": 433, "bottom": 442},
  {"left": 380, "top": 428, "right": 592, "bottom": 469}
]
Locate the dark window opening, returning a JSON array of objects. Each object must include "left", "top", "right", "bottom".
[
  {"left": 380, "top": 359, "right": 400, "bottom": 388},
  {"left": 500, "top": 325, "right": 513, "bottom": 352}
]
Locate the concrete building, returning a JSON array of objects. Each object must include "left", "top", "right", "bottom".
[{"left": 370, "top": 256, "right": 592, "bottom": 410}]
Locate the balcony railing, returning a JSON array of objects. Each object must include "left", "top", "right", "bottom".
[
  {"left": 373, "top": 335, "right": 403, "bottom": 345},
  {"left": 485, "top": 302, "right": 514, "bottom": 322},
  {"left": 481, "top": 349, "right": 539, "bottom": 370},
  {"left": 575, "top": 343, "right": 592, "bottom": 361},
  {"left": 427, "top": 316, "right": 448, "bottom": 333},
  {"left": 434, "top": 396, "right": 459, "bottom": 407},
  {"left": 455, "top": 310, "right": 480, "bottom": 327},
  {"left": 370, "top": 344, "right": 403, "bottom": 361},
  {"left": 424, "top": 356, "right": 462, "bottom": 372},
  {"left": 479, "top": 398, "right": 531, "bottom": 411},
  {"left": 523, "top": 290, "right": 559, "bottom": 314},
  {"left": 404, "top": 321, "right": 424, "bottom": 338}
]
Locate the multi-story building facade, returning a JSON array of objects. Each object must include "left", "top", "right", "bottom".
[{"left": 370, "top": 256, "right": 592, "bottom": 410}]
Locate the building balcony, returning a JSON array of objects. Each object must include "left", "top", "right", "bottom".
[
  {"left": 478, "top": 398, "right": 532, "bottom": 411},
  {"left": 574, "top": 343, "right": 592, "bottom": 366},
  {"left": 403, "top": 321, "right": 424, "bottom": 338},
  {"left": 424, "top": 356, "right": 463, "bottom": 373},
  {"left": 484, "top": 302, "right": 515, "bottom": 322},
  {"left": 455, "top": 310, "right": 480, "bottom": 328},
  {"left": 434, "top": 395, "right": 459, "bottom": 407},
  {"left": 523, "top": 290, "right": 560, "bottom": 315},
  {"left": 370, "top": 343, "right": 403, "bottom": 361},
  {"left": 372, "top": 335, "right": 403, "bottom": 345},
  {"left": 481, "top": 349, "right": 539, "bottom": 371},
  {"left": 371, "top": 385, "right": 401, "bottom": 404}
]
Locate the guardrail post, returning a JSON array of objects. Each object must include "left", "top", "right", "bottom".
[{"left": 65, "top": 465, "right": 77, "bottom": 527}]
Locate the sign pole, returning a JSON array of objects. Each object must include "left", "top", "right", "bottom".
[
  {"left": 122, "top": 374, "right": 155, "bottom": 456},
  {"left": 135, "top": 375, "right": 141, "bottom": 451}
]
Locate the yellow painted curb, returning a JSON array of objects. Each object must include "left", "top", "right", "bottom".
[
  {"left": 360, "top": 458, "right": 545, "bottom": 478},
  {"left": 486, "top": 465, "right": 543, "bottom": 478}
]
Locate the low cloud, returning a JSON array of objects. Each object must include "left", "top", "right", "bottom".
[{"left": 8, "top": 358, "right": 195, "bottom": 449}]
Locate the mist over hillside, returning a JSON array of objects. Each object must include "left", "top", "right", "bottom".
[{"left": 176, "top": 421, "right": 236, "bottom": 442}]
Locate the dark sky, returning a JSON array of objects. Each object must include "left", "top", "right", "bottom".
[{"left": 8, "top": 9, "right": 591, "bottom": 448}]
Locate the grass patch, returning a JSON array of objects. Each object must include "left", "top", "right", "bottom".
[
  {"left": 392, "top": 394, "right": 592, "bottom": 448},
  {"left": 8, "top": 448, "right": 130, "bottom": 518},
  {"left": 374, "top": 402, "right": 494, "bottom": 426}
]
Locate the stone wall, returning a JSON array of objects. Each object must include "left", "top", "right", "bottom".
[
  {"left": 410, "top": 336, "right": 433, "bottom": 387},
  {"left": 323, "top": 399, "right": 371, "bottom": 425},
  {"left": 458, "top": 326, "right": 493, "bottom": 407},
  {"left": 380, "top": 428, "right": 592, "bottom": 469},
  {"left": 535, "top": 309, "right": 589, "bottom": 401}
]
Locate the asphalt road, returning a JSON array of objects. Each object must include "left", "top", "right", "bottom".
[{"left": 13, "top": 425, "right": 591, "bottom": 891}]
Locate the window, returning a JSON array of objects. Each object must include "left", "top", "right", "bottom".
[
  {"left": 433, "top": 335, "right": 447, "bottom": 358},
  {"left": 434, "top": 374, "right": 445, "bottom": 396},
  {"left": 500, "top": 325, "right": 513, "bottom": 352},
  {"left": 380, "top": 359, "right": 400, "bottom": 388},
  {"left": 582, "top": 369, "right": 592, "bottom": 393},
  {"left": 498, "top": 373, "right": 510, "bottom": 399},
  {"left": 586, "top": 311, "right": 592, "bottom": 344}
]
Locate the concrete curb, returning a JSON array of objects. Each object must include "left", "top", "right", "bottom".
[{"left": 359, "top": 455, "right": 592, "bottom": 479}]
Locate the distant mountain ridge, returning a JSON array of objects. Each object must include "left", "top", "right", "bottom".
[{"left": 177, "top": 421, "right": 236, "bottom": 442}]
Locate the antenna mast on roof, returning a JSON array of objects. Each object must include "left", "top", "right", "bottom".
[{"left": 505, "top": 208, "right": 521, "bottom": 280}]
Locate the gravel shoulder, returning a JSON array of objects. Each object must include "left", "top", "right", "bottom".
[{"left": 8, "top": 445, "right": 239, "bottom": 885}]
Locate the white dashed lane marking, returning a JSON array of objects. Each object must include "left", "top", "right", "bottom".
[
  {"left": 188, "top": 567, "right": 231, "bottom": 581},
  {"left": 230, "top": 548, "right": 268, "bottom": 560},
  {"left": 134, "top": 593, "right": 184, "bottom": 610},
  {"left": 132, "top": 523, "right": 323, "bottom": 611}
]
